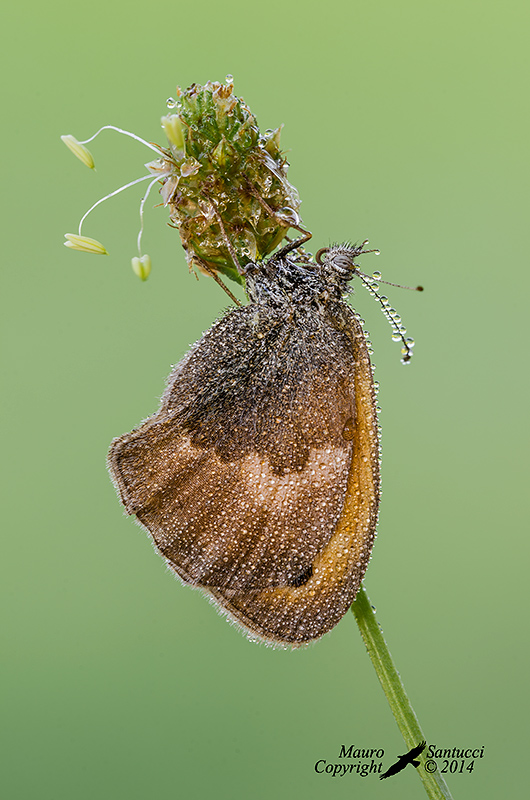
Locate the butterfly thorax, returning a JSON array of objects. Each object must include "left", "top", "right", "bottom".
[{"left": 244, "top": 251, "right": 354, "bottom": 315}]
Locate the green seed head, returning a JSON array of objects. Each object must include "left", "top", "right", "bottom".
[{"left": 152, "top": 77, "right": 303, "bottom": 285}]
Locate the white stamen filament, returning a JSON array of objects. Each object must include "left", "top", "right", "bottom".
[
  {"left": 78, "top": 174, "right": 156, "bottom": 235},
  {"left": 137, "top": 176, "right": 163, "bottom": 255},
  {"left": 79, "top": 125, "right": 163, "bottom": 155}
]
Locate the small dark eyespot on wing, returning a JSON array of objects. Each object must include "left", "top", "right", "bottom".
[
  {"left": 341, "top": 416, "right": 355, "bottom": 441},
  {"left": 288, "top": 564, "right": 314, "bottom": 587}
]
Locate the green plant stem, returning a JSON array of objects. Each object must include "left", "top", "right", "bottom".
[{"left": 351, "top": 585, "right": 454, "bottom": 799}]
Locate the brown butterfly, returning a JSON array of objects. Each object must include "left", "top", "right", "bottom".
[{"left": 108, "top": 239, "right": 381, "bottom": 647}]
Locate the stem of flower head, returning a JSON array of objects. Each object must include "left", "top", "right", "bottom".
[{"left": 351, "top": 587, "right": 454, "bottom": 799}]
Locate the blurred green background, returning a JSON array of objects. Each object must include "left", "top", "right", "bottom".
[{"left": 2, "top": 1, "right": 528, "bottom": 798}]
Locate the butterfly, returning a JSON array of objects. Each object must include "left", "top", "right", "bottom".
[{"left": 108, "top": 239, "right": 381, "bottom": 647}]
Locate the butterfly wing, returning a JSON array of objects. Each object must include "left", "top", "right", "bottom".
[{"left": 108, "top": 304, "right": 379, "bottom": 645}]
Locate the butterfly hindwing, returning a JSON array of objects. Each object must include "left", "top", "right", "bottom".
[{"left": 108, "top": 302, "right": 379, "bottom": 645}]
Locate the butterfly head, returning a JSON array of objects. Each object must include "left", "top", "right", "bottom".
[{"left": 315, "top": 242, "right": 378, "bottom": 289}]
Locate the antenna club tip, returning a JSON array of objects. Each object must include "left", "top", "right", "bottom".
[{"left": 416, "top": 285, "right": 424, "bottom": 292}]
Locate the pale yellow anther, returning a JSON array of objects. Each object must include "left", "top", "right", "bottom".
[
  {"left": 64, "top": 234, "right": 108, "bottom": 254},
  {"left": 61, "top": 135, "right": 95, "bottom": 169},
  {"left": 161, "top": 115, "right": 185, "bottom": 152},
  {"left": 131, "top": 254, "right": 152, "bottom": 281}
]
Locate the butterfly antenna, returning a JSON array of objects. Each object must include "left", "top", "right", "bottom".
[
  {"left": 355, "top": 240, "right": 423, "bottom": 292},
  {"left": 355, "top": 270, "right": 417, "bottom": 363},
  {"left": 357, "top": 269, "right": 423, "bottom": 293}
]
